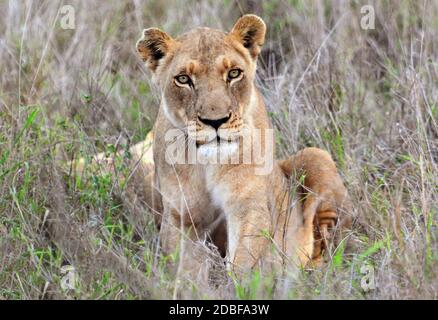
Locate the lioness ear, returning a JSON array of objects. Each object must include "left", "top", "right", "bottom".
[
  {"left": 136, "top": 28, "right": 174, "bottom": 72},
  {"left": 229, "top": 14, "right": 266, "bottom": 59}
]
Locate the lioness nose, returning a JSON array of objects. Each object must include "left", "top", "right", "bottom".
[{"left": 198, "top": 114, "right": 231, "bottom": 130}]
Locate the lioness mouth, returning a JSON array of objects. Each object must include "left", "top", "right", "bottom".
[{"left": 196, "top": 136, "right": 235, "bottom": 148}]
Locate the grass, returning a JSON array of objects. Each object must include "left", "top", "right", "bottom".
[{"left": 0, "top": 0, "right": 437, "bottom": 299}]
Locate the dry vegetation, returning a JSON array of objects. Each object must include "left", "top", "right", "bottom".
[{"left": 0, "top": 0, "right": 437, "bottom": 299}]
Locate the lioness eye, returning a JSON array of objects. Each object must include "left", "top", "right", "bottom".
[
  {"left": 227, "top": 69, "right": 242, "bottom": 80},
  {"left": 175, "top": 75, "right": 191, "bottom": 85}
]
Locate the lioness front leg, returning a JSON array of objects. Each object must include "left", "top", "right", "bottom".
[
  {"left": 159, "top": 203, "right": 213, "bottom": 284},
  {"left": 158, "top": 172, "right": 215, "bottom": 282},
  {"left": 227, "top": 202, "right": 272, "bottom": 275},
  {"left": 279, "top": 147, "right": 352, "bottom": 263},
  {"left": 215, "top": 172, "right": 274, "bottom": 276}
]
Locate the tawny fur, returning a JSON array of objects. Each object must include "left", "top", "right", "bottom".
[{"left": 116, "top": 14, "right": 352, "bottom": 277}]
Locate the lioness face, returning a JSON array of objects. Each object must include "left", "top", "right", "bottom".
[{"left": 136, "top": 15, "right": 266, "bottom": 155}]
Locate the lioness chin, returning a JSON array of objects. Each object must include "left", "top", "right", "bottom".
[{"left": 135, "top": 14, "right": 352, "bottom": 277}]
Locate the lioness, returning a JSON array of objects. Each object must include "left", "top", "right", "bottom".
[{"left": 136, "top": 14, "right": 351, "bottom": 276}]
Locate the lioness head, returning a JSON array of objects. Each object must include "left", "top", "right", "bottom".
[{"left": 136, "top": 15, "right": 266, "bottom": 155}]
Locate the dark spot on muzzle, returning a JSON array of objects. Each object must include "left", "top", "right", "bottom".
[{"left": 198, "top": 114, "right": 231, "bottom": 130}]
